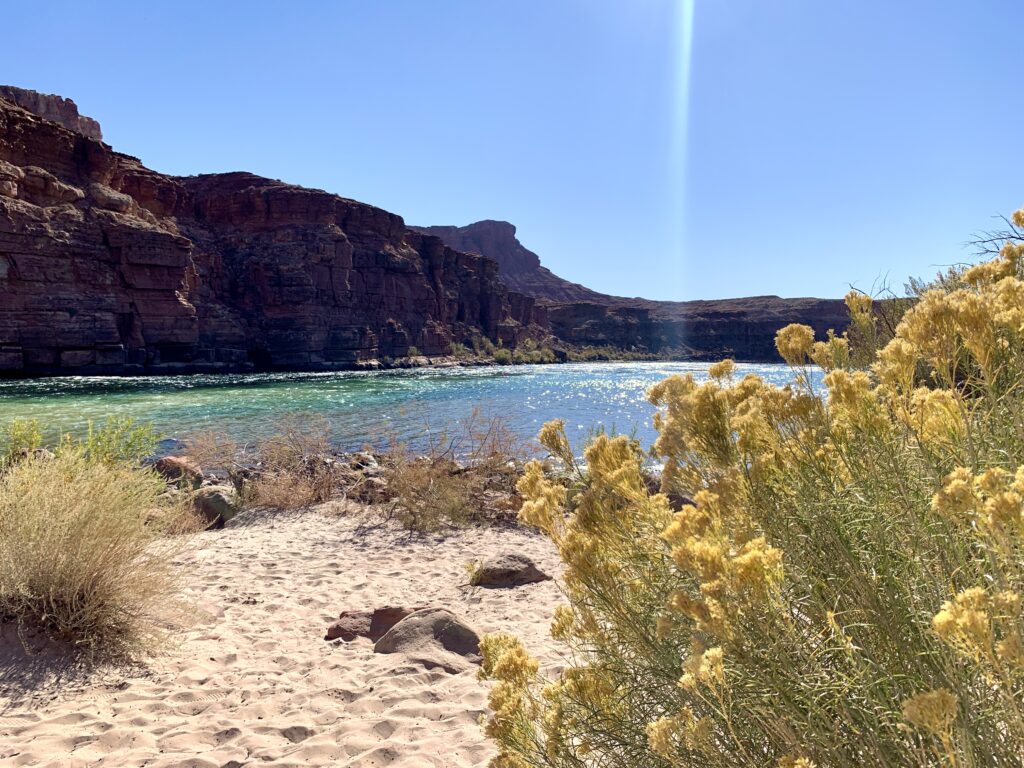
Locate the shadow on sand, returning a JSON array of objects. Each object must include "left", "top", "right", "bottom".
[{"left": 0, "top": 623, "right": 142, "bottom": 713}]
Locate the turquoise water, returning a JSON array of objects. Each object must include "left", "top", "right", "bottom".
[{"left": 0, "top": 363, "right": 815, "bottom": 453}]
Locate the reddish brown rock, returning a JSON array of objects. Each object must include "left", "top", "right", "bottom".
[
  {"left": 153, "top": 456, "right": 205, "bottom": 489},
  {"left": 0, "top": 86, "right": 102, "bottom": 141},
  {"left": 0, "top": 91, "right": 546, "bottom": 376},
  {"left": 325, "top": 606, "right": 425, "bottom": 642},
  {"left": 414, "top": 220, "right": 605, "bottom": 303}
]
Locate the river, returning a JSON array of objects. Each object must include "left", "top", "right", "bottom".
[{"left": 0, "top": 362, "right": 817, "bottom": 453}]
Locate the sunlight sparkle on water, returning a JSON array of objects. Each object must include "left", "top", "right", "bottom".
[{"left": 0, "top": 362, "right": 816, "bottom": 455}]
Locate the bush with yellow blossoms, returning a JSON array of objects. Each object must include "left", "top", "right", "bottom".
[{"left": 479, "top": 210, "right": 1024, "bottom": 767}]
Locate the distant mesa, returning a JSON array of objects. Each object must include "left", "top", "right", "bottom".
[
  {"left": 412, "top": 220, "right": 605, "bottom": 303},
  {"left": 412, "top": 221, "right": 849, "bottom": 362}
]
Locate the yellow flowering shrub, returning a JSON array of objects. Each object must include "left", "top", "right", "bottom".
[{"left": 479, "top": 210, "right": 1024, "bottom": 767}]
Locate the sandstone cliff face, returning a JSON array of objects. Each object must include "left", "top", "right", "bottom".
[
  {"left": 0, "top": 94, "right": 540, "bottom": 375},
  {"left": 0, "top": 86, "right": 103, "bottom": 141},
  {"left": 417, "top": 221, "right": 850, "bottom": 362},
  {"left": 413, "top": 220, "right": 605, "bottom": 303},
  {"left": 0, "top": 86, "right": 848, "bottom": 375}
]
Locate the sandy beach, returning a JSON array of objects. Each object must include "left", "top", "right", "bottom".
[{"left": 0, "top": 504, "right": 564, "bottom": 767}]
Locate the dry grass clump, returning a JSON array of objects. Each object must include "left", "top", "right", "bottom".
[
  {"left": 185, "top": 416, "right": 343, "bottom": 510},
  {"left": 247, "top": 416, "right": 340, "bottom": 509},
  {"left": 382, "top": 452, "right": 479, "bottom": 531},
  {"left": 0, "top": 449, "right": 185, "bottom": 658},
  {"left": 378, "top": 409, "right": 533, "bottom": 532},
  {"left": 481, "top": 210, "right": 1024, "bottom": 767}
]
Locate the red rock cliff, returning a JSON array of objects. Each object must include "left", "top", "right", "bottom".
[
  {"left": 0, "top": 86, "right": 103, "bottom": 141},
  {"left": 0, "top": 94, "right": 541, "bottom": 375}
]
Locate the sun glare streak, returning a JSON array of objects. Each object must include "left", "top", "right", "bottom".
[{"left": 671, "top": 0, "right": 696, "bottom": 297}]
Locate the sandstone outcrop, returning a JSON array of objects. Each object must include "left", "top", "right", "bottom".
[
  {"left": 0, "top": 91, "right": 544, "bottom": 375},
  {"left": 414, "top": 221, "right": 851, "bottom": 362},
  {"left": 0, "top": 86, "right": 103, "bottom": 141}
]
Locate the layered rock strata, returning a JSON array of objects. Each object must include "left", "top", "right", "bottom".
[
  {"left": 0, "top": 94, "right": 542, "bottom": 375},
  {"left": 414, "top": 220, "right": 850, "bottom": 362}
]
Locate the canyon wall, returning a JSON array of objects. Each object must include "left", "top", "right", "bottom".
[
  {"left": 413, "top": 221, "right": 850, "bottom": 362},
  {"left": 0, "top": 86, "right": 849, "bottom": 376},
  {"left": 0, "top": 92, "right": 541, "bottom": 375}
]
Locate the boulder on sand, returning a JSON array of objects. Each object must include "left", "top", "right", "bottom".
[
  {"left": 325, "top": 606, "right": 425, "bottom": 642},
  {"left": 191, "top": 485, "right": 239, "bottom": 529},
  {"left": 373, "top": 608, "right": 481, "bottom": 673},
  {"left": 470, "top": 553, "right": 551, "bottom": 588}
]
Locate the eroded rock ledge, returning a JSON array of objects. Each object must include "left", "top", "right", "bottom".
[{"left": 0, "top": 92, "right": 544, "bottom": 376}]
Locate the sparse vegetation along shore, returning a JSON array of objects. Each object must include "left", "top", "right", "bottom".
[{"left": 183, "top": 409, "right": 533, "bottom": 533}]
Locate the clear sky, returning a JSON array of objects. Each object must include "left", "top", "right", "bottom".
[{"left": 4, "top": 1, "right": 1022, "bottom": 300}]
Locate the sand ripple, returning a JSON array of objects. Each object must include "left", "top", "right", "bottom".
[{"left": 0, "top": 504, "right": 563, "bottom": 767}]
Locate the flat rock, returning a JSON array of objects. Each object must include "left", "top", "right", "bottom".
[
  {"left": 373, "top": 608, "right": 481, "bottom": 673},
  {"left": 470, "top": 552, "right": 551, "bottom": 588},
  {"left": 325, "top": 606, "right": 424, "bottom": 642},
  {"left": 154, "top": 456, "right": 205, "bottom": 489}
]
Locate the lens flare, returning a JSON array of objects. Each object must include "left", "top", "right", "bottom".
[{"left": 671, "top": 0, "right": 697, "bottom": 294}]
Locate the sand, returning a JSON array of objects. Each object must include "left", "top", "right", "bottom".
[{"left": 0, "top": 503, "right": 565, "bottom": 767}]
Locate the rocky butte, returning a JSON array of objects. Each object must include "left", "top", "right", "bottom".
[
  {"left": 0, "top": 86, "right": 847, "bottom": 376},
  {"left": 413, "top": 220, "right": 850, "bottom": 362}
]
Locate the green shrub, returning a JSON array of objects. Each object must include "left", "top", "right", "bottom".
[
  {"left": 80, "top": 416, "right": 159, "bottom": 465},
  {"left": 1, "top": 418, "right": 42, "bottom": 465},
  {"left": 473, "top": 334, "right": 498, "bottom": 357},
  {"left": 512, "top": 338, "right": 558, "bottom": 364},
  {"left": 493, "top": 347, "right": 513, "bottom": 365},
  {"left": 482, "top": 217, "right": 1024, "bottom": 767},
  {"left": 450, "top": 342, "right": 473, "bottom": 359},
  {"left": 0, "top": 449, "right": 185, "bottom": 657}
]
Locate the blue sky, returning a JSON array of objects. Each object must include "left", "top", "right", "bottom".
[{"left": 4, "top": 1, "right": 1022, "bottom": 300}]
